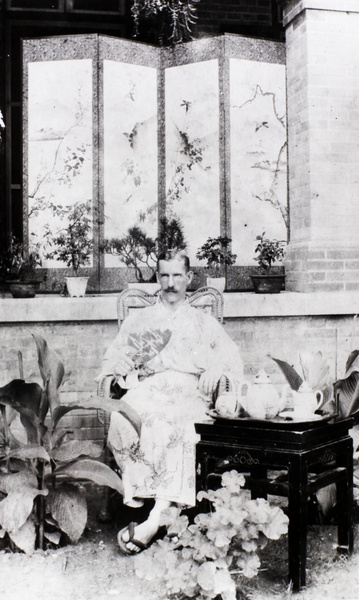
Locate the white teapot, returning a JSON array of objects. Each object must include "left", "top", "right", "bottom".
[{"left": 239, "top": 369, "right": 288, "bottom": 420}]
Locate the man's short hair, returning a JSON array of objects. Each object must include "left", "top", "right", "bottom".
[{"left": 157, "top": 249, "right": 190, "bottom": 272}]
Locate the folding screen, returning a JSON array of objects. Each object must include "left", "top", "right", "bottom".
[
  {"left": 23, "top": 35, "right": 97, "bottom": 276},
  {"left": 23, "top": 34, "right": 286, "bottom": 290}
]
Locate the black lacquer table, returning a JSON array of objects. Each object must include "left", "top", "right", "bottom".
[{"left": 195, "top": 415, "right": 354, "bottom": 591}]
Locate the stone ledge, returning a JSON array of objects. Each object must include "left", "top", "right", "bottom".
[{"left": 1, "top": 291, "right": 359, "bottom": 322}]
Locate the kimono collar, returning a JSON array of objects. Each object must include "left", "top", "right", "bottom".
[{"left": 157, "top": 292, "right": 191, "bottom": 316}]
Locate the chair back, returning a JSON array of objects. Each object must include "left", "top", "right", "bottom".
[{"left": 117, "top": 286, "right": 224, "bottom": 328}]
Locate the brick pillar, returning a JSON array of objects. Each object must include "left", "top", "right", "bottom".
[{"left": 282, "top": 0, "right": 359, "bottom": 291}]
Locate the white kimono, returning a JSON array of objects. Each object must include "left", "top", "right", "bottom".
[{"left": 102, "top": 298, "right": 243, "bottom": 507}]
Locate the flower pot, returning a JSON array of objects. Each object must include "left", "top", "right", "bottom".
[
  {"left": 250, "top": 274, "right": 285, "bottom": 294},
  {"left": 206, "top": 277, "right": 226, "bottom": 293},
  {"left": 66, "top": 276, "right": 89, "bottom": 297},
  {"left": 8, "top": 280, "right": 41, "bottom": 298}
]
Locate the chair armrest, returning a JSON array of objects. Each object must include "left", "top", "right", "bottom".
[
  {"left": 97, "top": 374, "right": 117, "bottom": 398},
  {"left": 97, "top": 374, "right": 127, "bottom": 430}
]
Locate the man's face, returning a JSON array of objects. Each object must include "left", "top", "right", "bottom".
[{"left": 156, "top": 258, "right": 193, "bottom": 306}]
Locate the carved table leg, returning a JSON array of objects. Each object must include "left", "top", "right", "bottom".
[{"left": 288, "top": 454, "right": 308, "bottom": 591}]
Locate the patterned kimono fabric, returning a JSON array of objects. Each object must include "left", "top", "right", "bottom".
[{"left": 103, "top": 299, "right": 243, "bottom": 507}]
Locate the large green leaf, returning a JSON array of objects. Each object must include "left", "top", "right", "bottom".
[
  {"left": 52, "top": 396, "right": 142, "bottom": 437},
  {"left": 0, "top": 380, "right": 43, "bottom": 414},
  {"left": 0, "top": 379, "right": 45, "bottom": 443},
  {"left": 346, "top": 350, "right": 359, "bottom": 373},
  {"left": 0, "top": 486, "right": 48, "bottom": 533},
  {"left": 334, "top": 371, "right": 359, "bottom": 417},
  {"left": 269, "top": 357, "right": 303, "bottom": 391},
  {"left": 333, "top": 349, "right": 359, "bottom": 417},
  {"left": 44, "top": 529, "right": 61, "bottom": 545},
  {"left": 32, "top": 333, "right": 65, "bottom": 416},
  {"left": 47, "top": 484, "right": 87, "bottom": 542},
  {"left": 9, "top": 517, "right": 36, "bottom": 555},
  {"left": 50, "top": 458, "right": 124, "bottom": 496},
  {"left": 0, "top": 471, "right": 38, "bottom": 494},
  {"left": 299, "top": 351, "right": 331, "bottom": 391},
  {"left": 51, "top": 428, "right": 73, "bottom": 449},
  {"left": 51, "top": 440, "right": 102, "bottom": 463},
  {"left": 8, "top": 445, "right": 50, "bottom": 463}
]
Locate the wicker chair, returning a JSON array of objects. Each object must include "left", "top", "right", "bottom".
[{"left": 97, "top": 286, "right": 224, "bottom": 521}]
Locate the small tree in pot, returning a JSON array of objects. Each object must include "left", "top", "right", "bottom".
[
  {"left": 101, "top": 216, "right": 187, "bottom": 289},
  {"left": 1, "top": 236, "right": 44, "bottom": 298},
  {"left": 251, "top": 232, "right": 286, "bottom": 294},
  {"left": 44, "top": 200, "right": 93, "bottom": 297},
  {"left": 196, "top": 235, "right": 237, "bottom": 292}
]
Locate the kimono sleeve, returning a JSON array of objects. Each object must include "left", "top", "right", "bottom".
[{"left": 100, "top": 311, "right": 142, "bottom": 375}]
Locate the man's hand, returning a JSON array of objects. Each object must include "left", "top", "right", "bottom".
[
  {"left": 199, "top": 366, "right": 223, "bottom": 396},
  {"left": 113, "top": 346, "right": 136, "bottom": 377}
]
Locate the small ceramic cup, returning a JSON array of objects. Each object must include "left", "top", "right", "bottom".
[{"left": 215, "top": 393, "right": 239, "bottom": 418}]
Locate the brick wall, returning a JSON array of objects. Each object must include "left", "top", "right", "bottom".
[
  {"left": 284, "top": 4, "right": 359, "bottom": 291},
  {"left": 196, "top": 0, "right": 278, "bottom": 37},
  {"left": 2, "top": 313, "right": 357, "bottom": 443}
]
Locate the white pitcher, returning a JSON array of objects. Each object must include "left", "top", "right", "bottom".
[{"left": 292, "top": 382, "right": 324, "bottom": 418}]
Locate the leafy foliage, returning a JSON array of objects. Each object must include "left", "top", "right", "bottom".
[
  {"left": 44, "top": 200, "right": 93, "bottom": 275},
  {"left": 167, "top": 121, "right": 211, "bottom": 206},
  {"left": 196, "top": 236, "right": 237, "bottom": 271},
  {"left": 270, "top": 351, "right": 334, "bottom": 405},
  {"left": 135, "top": 470, "right": 288, "bottom": 600},
  {"left": 254, "top": 232, "right": 285, "bottom": 272},
  {"left": 102, "top": 226, "right": 156, "bottom": 283},
  {"left": 131, "top": 0, "right": 200, "bottom": 45},
  {"left": 0, "top": 333, "right": 124, "bottom": 554},
  {"left": 0, "top": 235, "right": 42, "bottom": 282},
  {"left": 101, "top": 216, "right": 186, "bottom": 282},
  {"left": 334, "top": 350, "right": 359, "bottom": 418}
]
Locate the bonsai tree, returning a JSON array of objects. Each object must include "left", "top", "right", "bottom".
[
  {"left": 196, "top": 235, "right": 237, "bottom": 274},
  {"left": 44, "top": 200, "right": 93, "bottom": 276},
  {"left": 253, "top": 232, "right": 286, "bottom": 273},
  {"left": 101, "top": 216, "right": 187, "bottom": 283}
]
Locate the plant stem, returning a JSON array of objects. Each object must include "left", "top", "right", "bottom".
[
  {"left": 18, "top": 351, "right": 24, "bottom": 379},
  {"left": 36, "top": 460, "right": 45, "bottom": 550}
]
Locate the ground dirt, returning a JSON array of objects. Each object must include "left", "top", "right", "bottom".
[{"left": 1, "top": 488, "right": 359, "bottom": 600}]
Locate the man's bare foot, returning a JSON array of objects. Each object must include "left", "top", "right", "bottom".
[
  {"left": 119, "top": 516, "right": 160, "bottom": 553},
  {"left": 118, "top": 498, "right": 172, "bottom": 554}
]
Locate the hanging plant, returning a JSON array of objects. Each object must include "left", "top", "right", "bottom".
[{"left": 131, "top": 0, "right": 201, "bottom": 45}]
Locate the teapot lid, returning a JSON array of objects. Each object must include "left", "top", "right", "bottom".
[{"left": 254, "top": 369, "right": 272, "bottom": 384}]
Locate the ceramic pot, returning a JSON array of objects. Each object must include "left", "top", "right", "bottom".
[
  {"left": 206, "top": 277, "right": 226, "bottom": 293},
  {"left": 250, "top": 274, "right": 285, "bottom": 294},
  {"left": 66, "top": 276, "right": 89, "bottom": 297},
  {"left": 8, "top": 280, "right": 41, "bottom": 298}
]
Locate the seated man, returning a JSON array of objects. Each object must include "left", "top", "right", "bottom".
[{"left": 100, "top": 249, "right": 244, "bottom": 554}]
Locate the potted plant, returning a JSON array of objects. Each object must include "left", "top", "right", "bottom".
[
  {"left": 196, "top": 235, "right": 237, "bottom": 292},
  {"left": 1, "top": 235, "right": 44, "bottom": 298},
  {"left": 44, "top": 200, "right": 93, "bottom": 297},
  {"left": 130, "top": 0, "right": 200, "bottom": 45},
  {"left": 251, "top": 232, "right": 286, "bottom": 294},
  {"left": 101, "top": 216, "right": 187, "bottom": 291}
]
